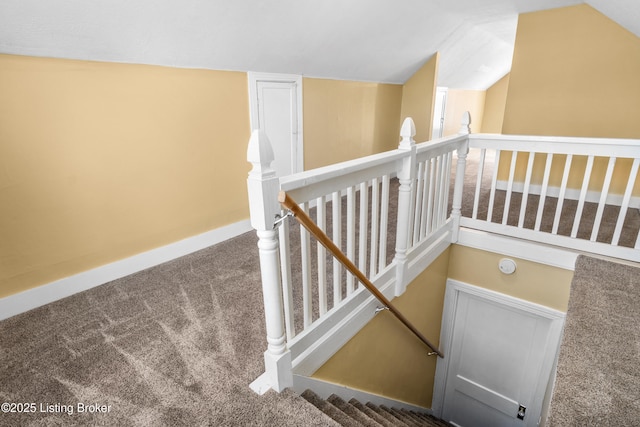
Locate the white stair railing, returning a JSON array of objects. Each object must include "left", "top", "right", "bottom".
[
  {"left": 247, "top": 117, "right": 467, "bottom": 393},
  {"left": 461, "top": 133, "right": 640, "bottom": 261},
  {"left": 247, "top": 113, "right": 640, "bottom": 394}
]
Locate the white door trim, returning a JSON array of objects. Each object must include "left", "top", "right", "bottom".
[
  {"left": 248, "top": 72, "right": 304, "bottom": 174},
  {"left": 432, "top": 279, "right": 565, "bottom": 424}
]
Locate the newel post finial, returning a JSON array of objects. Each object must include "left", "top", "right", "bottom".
[
  {"left": 247, "top": 129, "right": 276, "bottom": 179},
  {"left": 399, "top": 117, "right": 416, "bottom": 150},
  {"left": 459, "top": 111, "right": 471, "bottom": 135},
  {"left": 247, "top": 130, "right": 280, "bottom": 231}
]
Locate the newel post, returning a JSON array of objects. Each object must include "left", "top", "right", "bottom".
[
  {"left": 394, "top": 117, "right": 417, "bottom": 296},
  {"left": 451, "top": 112, "right": 470, "bottom": 242},
  {"left": 247, "top": 130, "right": 292, "bottom": 393}
]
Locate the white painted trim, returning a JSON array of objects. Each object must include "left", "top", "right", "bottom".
[
  {"left": 432, "top": 279, "right": 565, "bottom": 419},
  {"left": 0, "top": 220, "right": 252, "bottom": 321},
  {"left": 495, "top": 180, "right": 640, "bottom": 209},
  {"left": 249, "top": 372, "right": 272, "bottom": 395},
  {"left": 289, "top": 265, "right": 396, "bottom": 376},
  {"left": 468, "top": 133, "right": 640, "bottom": 154},
  {"left": 293, "top": 374, "right": 434, "bottom": 414},
  {"left": 248, "top": 72, "right": 304, "bottom": 174},
  {"left": 456, "top": 227, "right": 578, "bottom": 270},
  {"left": 459, "top": 218, "right": 640, "bottom": 263},
  {"left": 405, "top": 225, "right": 452, "bottom": 284}
]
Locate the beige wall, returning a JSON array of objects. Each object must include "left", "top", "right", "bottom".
[
  {"left": 0, "top": 54, "right": 251, "bottom": 298},
  {"left": 481, "top": 73, "right": 510, "bottom": 134},
  {"left": 312, "top": 249, "right": 451, "bottom": 408},
  {"left": 442, "top": 89, "right": 486, "bottom": 136},
  {"left": 303, "top": 78, "right": 403, "bottom": 169},
  {"left": 312, "top": 245, "right": 573, "bottom": 408},
  {"left": 447, "top": 245, "right": 573, "bottom": 312},
  {"left": 500, "top": 4, "right": 640, "bottom": 195},
  {"left": 1, "top": 55, "right": 407, "bottom": 299},
  {"left": 400, "top": 54, "right": 439, "bottom": 143},
  {"left": 504, "top": 4, "right": 640, "bottom": 139}
]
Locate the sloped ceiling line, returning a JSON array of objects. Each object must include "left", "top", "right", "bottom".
[{"left": 0, "top": 0, "right": 637, "bottom": 90}]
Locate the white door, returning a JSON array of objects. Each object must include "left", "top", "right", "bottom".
[
  {"left": 433, "top": 280, "right": 564, "bottom": 427},
  {"left": 248, "top": 73, "right": 303, "bottom": 177},
  {"left": 431, "top": 87, "right": 447, "bottom": 140}
]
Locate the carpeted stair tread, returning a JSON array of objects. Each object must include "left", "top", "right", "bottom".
[
  {"left": 301, "top": 390, "right": 359, "bottom": 426},
  {"left": 302, "top": 390, "right": 451, "bottom": 426},
  {"left": 408, "top": 411, "right": 429, "bottom": 423},
  {"left": 400, "top": 408, "right": 425, "bottom": 425},
  {"left": 404, "top": 409, "right": 448, "bottom": 426},
  {"left": 383, "top": 405, "right": 421, "bottom": 426},
  {"left": 405, "top": 408, "right": 430, "bottom": 425},
  {"left": 366, "top": 402, "right": 415, "bottom": 427},
  {"left": 327, "top": 394, "right": 384, "bottom": 426},
  {"left": 411, "top": 410, "right": 451, "bottom": 427},
  {"left": 349, "top": 399, "right": 397, "bottom": 427}
]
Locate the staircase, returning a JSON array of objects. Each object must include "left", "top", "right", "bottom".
[{"left": 301, "top": 390, "right": 451, "bottom": 427}]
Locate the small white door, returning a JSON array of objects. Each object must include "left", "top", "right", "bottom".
[
  {"left": 248, "top": 73, "right": 303, "bottom": 177},
  {"left": 434, "top": 280, "right": 564, "bottom": 427}
]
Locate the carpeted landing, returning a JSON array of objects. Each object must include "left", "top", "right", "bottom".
[
  {"left": 548, "top": 255, "right": 640, "bottom": 426},
  {"left": 0, "top": 226, "right": 454, "bottom": 427},
  {"left": 1, "top": 152, "right": 638, "bottom": 425},
  {"left": 0, "top": 232, "right": 340, "bottom": 426}
]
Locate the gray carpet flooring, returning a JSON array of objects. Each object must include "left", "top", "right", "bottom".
[
  {"left": 548, "top": 255, "right": 640, "bottom": 426},
  {"left": 0, "top": 150, "right": 638, "bottom": 426},
  {"left": 0, "top": 232, "right": 337, "bottom": 426}
]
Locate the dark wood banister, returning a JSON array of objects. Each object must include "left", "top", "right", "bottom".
[{"left": 278, "top": 191, "right": 444, "bottom": 358}]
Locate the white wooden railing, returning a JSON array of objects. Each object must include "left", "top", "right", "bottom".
[
  {"left": 247, "top": 114, "right": 640, "bottom": 394},
  {"left": 463, "top": 134, "right": 640, "bottom": 260}
]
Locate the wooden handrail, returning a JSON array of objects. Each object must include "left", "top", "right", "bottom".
[{"left": 278, "top": 191, "right": 444, "bottom": 358}]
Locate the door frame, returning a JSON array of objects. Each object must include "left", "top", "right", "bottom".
[
  {"left": 432, "top": 279, "right": 565, "bottom": 425},
  {"left": 248, "top": 72, "right": 304, "bottom": 174}
]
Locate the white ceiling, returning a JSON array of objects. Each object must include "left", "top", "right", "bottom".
[{"left": 0, "top": 0, "right": 638, "bottom": 90}]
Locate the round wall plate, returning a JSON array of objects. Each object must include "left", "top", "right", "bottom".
[{"left": 498, "top": 258, "right": 517, "bottom": 275}]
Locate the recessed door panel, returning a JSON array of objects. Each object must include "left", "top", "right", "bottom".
[{"left": 439, "top": 282, "right": 564, "bottom": 427}]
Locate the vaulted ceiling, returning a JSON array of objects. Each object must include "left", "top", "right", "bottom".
[{"left": 1, "top": 0, "right": 638, "bottom": 90}]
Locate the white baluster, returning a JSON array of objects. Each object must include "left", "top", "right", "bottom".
[
  {"left": 346, "top": 186, "right": 356, "bottom": 295},
  {"left": 394, "top": 117, "right": 417, "bottom": 296},
  {"left": 247, "top": 130, "right": 292, "bottom": 393},
  {"left": 451, "top": 113, "right": 470, "bottom": 241}
]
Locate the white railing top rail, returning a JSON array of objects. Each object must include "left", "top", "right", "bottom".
[
  {"left": 416, "top": 133, "right": 468, "bottom": 155},
  {"left": 280, "top": 131, "right": 469, "bottom": 204},
  {"left": 469, "top": 133, "right": 640, "bottom": 157},
  {"left": 280, "top": 149, "right": 405, "bottom": 203}
]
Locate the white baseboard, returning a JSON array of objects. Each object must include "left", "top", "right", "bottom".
[
  {"left": 0, "top": 219, "right": 253, "bottom": 321},
  {"left": 496, "top": 180, "right": 640, "bottom": 209},
  {"left": 292, "top": 374, "right": 433, "bottom": 414}
]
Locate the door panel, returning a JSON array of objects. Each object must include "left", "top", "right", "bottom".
[
  {"left": 448, "top": 390, "right": 516, "bottom": 427},
  {"left": 454, "top": 375, "right": 519, "bottom": 417},
  {"left": 439, "top": 282, "right": 564, "bottom": 427},
  {"left": 248, "top": 73, "right": 303, "bottom": 178},
  {"left": 257, "top": 81, "right": 297, "bottom": 177}
]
